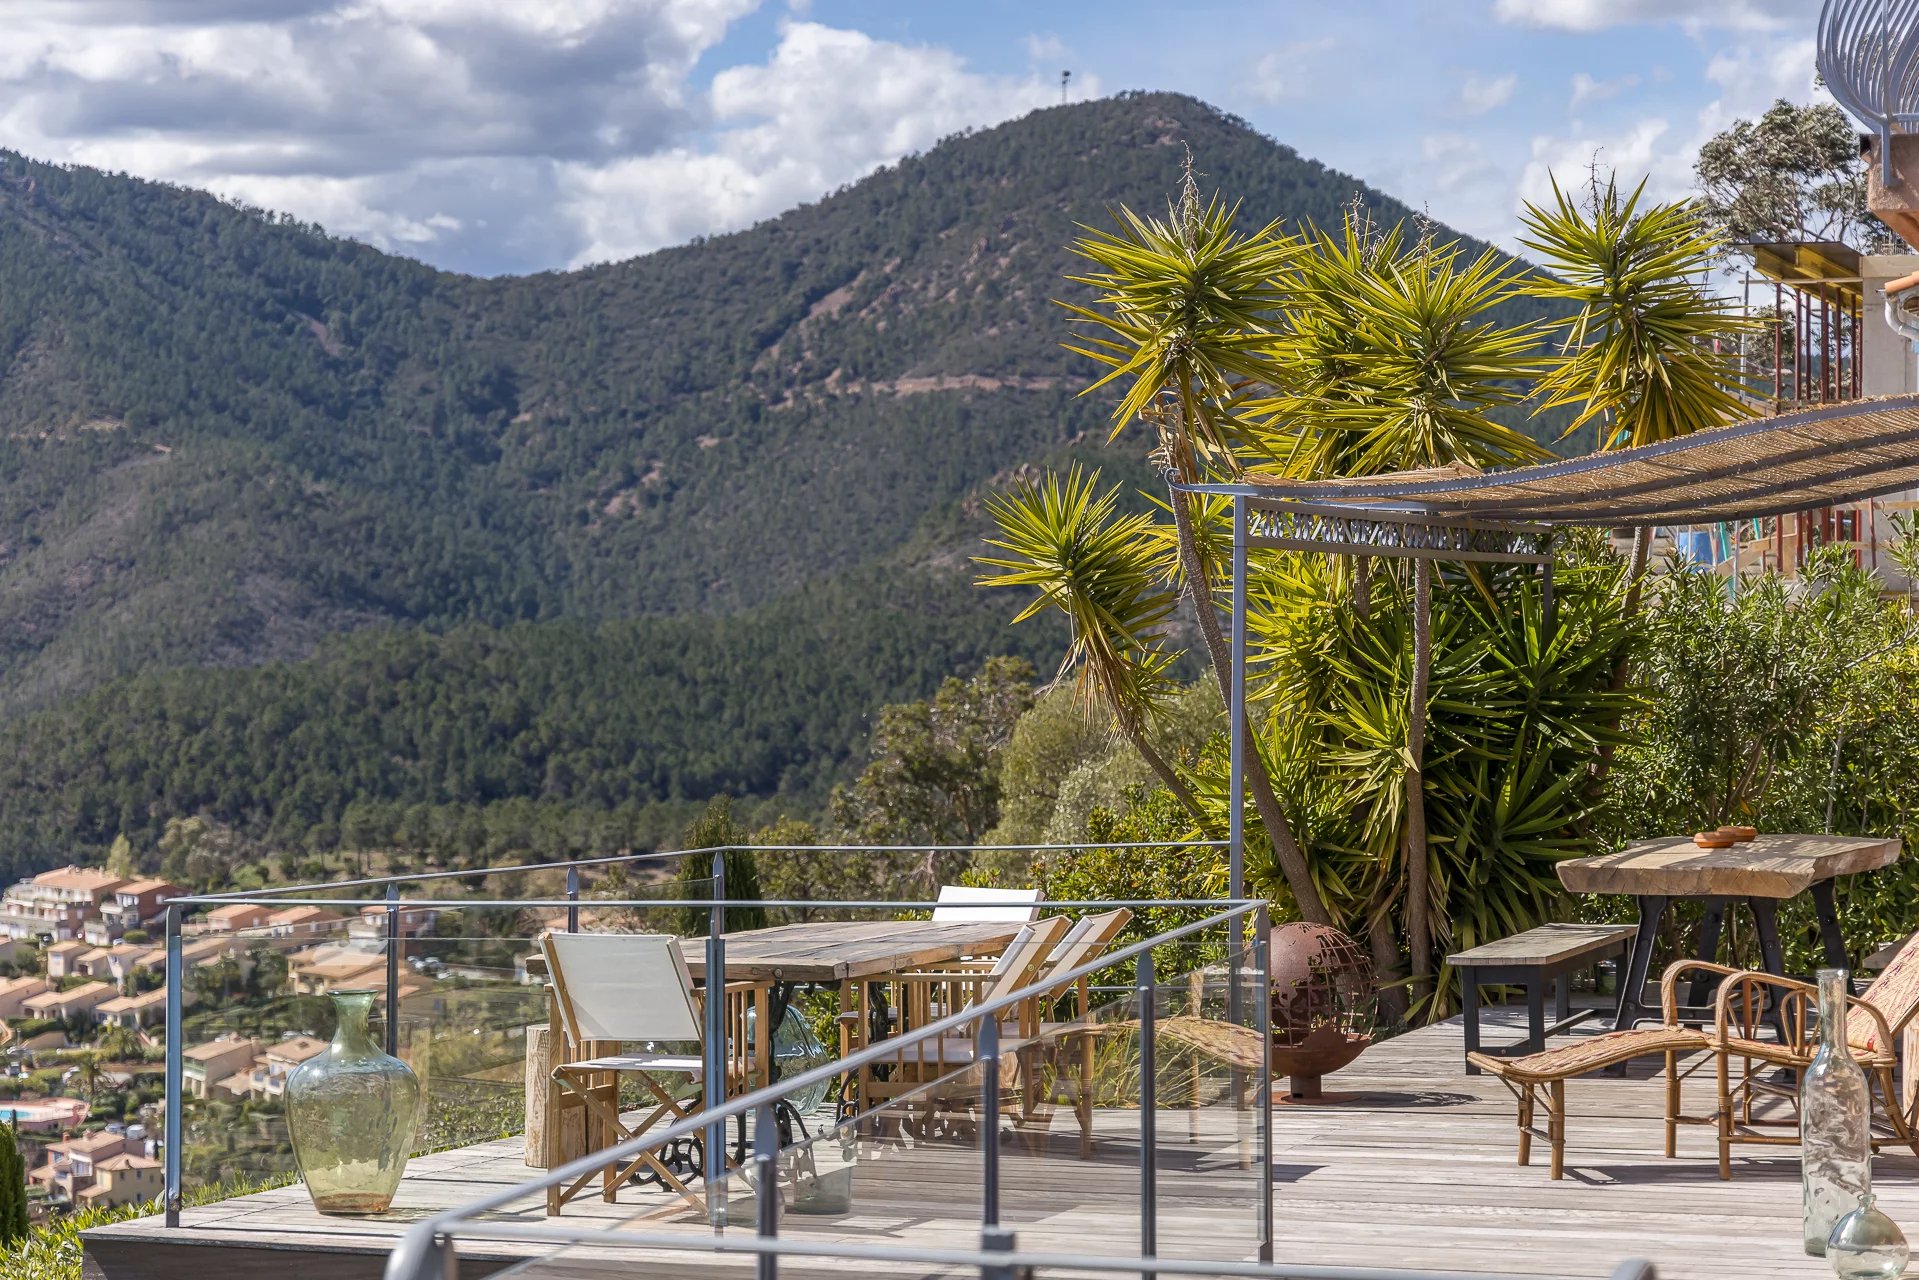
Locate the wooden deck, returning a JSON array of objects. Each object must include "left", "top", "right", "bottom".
[{"left": 84, "top": 1010, "right": 1919, "bottom": 1280}]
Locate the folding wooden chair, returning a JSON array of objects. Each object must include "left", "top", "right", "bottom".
[
  {"left": 541, "top": 931, "right": 743, "bottom": 1216},
  {"left": 931, "top": 886, "right": 1043, "bottom": 923}
]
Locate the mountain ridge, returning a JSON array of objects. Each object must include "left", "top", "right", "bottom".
[{"left": 0, "top": 90, "right": 1562, "bottom": 875}]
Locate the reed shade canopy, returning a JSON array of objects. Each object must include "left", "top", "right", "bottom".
[{"left": 1234, "top": 394, "right": 1919, "bottom": 529}]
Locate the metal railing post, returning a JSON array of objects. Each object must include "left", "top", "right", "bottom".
[
  {"left": 979, "top": 1224, "right": 1017, "bottom": 1280},
  {"left": 163, "top": 903, "right": 183, "bottom": 1227},
  {"left": 754, "top": 1100, "right": 779, "bottom": 1280},
  {"left": 1228, "top": 494, "right": 1247, "bottom": 903},
  {"left": 1254, "top": 902, "right": 1273, "bottom": 1263},
  {"left": 705, "top": 849, "right": 727, "bottom": 1230},
  {"left": 980, "top": 1015, "right": 1001, "bottom": 1228},
  {"left": 385, "top": 881, "right": 401, "bottom": 1057},
  {"left": 1137, "top": 949, "right": 1157, "bottom": 1277},
  {"left": 565, "top": 866, "right": 580, "bottom": 934},
  {"left": 387, "top": 1225, "right": 458, "bottom": 1280}
]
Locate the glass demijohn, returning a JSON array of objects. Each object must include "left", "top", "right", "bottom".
[
  {"left": 1827, "top": 1194, "right": 1910, "bottom": 1280},
  {"left": 1803, "top": 968, "right": 1872, "bottom": 1256},
  {"left": 285, "top": 989, "right": 424, "bottom": 1215}
]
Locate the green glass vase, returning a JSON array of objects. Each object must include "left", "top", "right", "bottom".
[{"left": 286, "top": 990, "right": 423, "bottom": 1215}]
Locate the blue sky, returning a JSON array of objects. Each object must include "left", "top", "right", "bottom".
[{"left": 0, "top": 0, "right": 1824, "bottom": 275}]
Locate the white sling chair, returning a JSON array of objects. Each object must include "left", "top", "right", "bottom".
[
  {"left": 931, "top": 885, "right": 1043, "bottom": 923},
  {"left": 542, "top": 931, "right": 713, "bottom": 1216}
]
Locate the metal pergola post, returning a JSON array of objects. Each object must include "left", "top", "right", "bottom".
[{"left": 1228, "top": 495, "right": 1247, "bottom": 904}]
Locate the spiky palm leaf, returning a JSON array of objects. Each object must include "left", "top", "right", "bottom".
[{"left": 1519, "top": 176, "right": 1756, "bottom": 449}]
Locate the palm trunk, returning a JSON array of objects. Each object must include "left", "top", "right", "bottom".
[
  {"left": 1123, "top": 715, "right": 1207, "bottom": 822},
  {"left": 1403, "top": 557, "right": 1434, "bottom": 1011},
  {"left": 1590, "top": 525, "right": 1653, "bottom": 788},
  {"left": 1169, "top": 489, "right": 1334, "bottom": 925}
]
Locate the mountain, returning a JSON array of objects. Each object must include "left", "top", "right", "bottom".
[{"left": 0, "top": 90, "right": 1558, "bottom": 876}]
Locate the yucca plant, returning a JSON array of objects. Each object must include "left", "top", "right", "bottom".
[{"left": 976, "top": 467, "right": 1203, "bottom": 816}]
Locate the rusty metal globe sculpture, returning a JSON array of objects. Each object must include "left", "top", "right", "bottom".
[{"left": 1269, "top": 923, "right": 1377, "bottom": 1100}]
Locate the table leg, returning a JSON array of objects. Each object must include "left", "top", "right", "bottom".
[
  {"left": 1553, "top": 972, "right": 1571, "bottom": 1025},
  {"left": 1525, "top": 978, "right": 1546, "bottom": 1056},
  {"left": 1689, "top": 897, "right": 1727, "bottom": 1008},
  {"left": 1462, "top": 969, "right": 1481, "bottom": 1075},
  {"left": 1615, "top": 895, "right": 1668, "bottom": 1031},
  {"left": 1810, "top": 880, "right": 1849, "bottom": 973},
  {"left": 1749, "top": 897, "right": 1791, "bottom": 1044}
]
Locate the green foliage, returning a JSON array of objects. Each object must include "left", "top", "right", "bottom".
[
  {"left": 0, "top": 569, "right": 1057, "bottom": 880},
  {"left": 0, "top": 1124, "right": 24, "bottom": 1250},
  {"left": 828, "top": 657, "right": 1036, "bottom": 849},
  {"left": 1595, "top": 550, "right": 1919, "bottom": 969},
  {"left": 1695, "top": 100, "right": 1902, "bottom": 254},
  {"left": 668, "top": 797, "right": 765, "bottom": 936},
  {"left": 1518, "top": 176, "right": 1754, "bottom": 451}
]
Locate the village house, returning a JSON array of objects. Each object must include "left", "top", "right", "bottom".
[
  {"left": 0, "top": 975, "right": 47, "bottom": 1019},
  {"left": 219, "top": 1035, "right": 329, "bottom": 1100},
  {"left": 76, "top": 1152, "right": 163, "bottom": 1209},
  {"left": 94, "top": 985, "right": 180, "bottom": 1030},
  {"left": 43, "top": 940, "right": 90, "bottom": 980},
  {"left": 263, "top": 905, "right": 342, "bottom": 939},
  {"left": 200, "top": 903, "right": 271, "bottom": 933},
  {"left": 181, "top": 1035, "right": 261, "bottom": 1099},
  {"left": 347, "top": 905, "right": 439, "bottom": 942},
  {"left": 85, "top": 878, "right": 180, "bottom": 946},
  {"left": 73, "top": 946, "right": 115, "bottom": 980},
  {"left": 0, "top": 867, "right": 125, "bottom": 942},
  {"left": 22, "top": 980, "right": 115, "bottom": 1021},
  {"left": 29, "top": 1129, "right": 128, "bottom": 1202}
]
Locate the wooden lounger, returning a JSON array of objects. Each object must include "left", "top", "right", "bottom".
[{"left": 1468, "top": 1026, "right": 1708, "bottom": 1179}]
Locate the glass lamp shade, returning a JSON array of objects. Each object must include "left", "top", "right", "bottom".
[
  {"left": 285, "top": 990, "right": 424, "bottom": 1215},
  {"left": 1829, "top": 1195, "right": 1911, "bottom": 1280}
]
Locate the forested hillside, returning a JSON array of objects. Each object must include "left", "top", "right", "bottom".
[{"left": 0, "top": 90, "right": 1564, "bottom": 877}]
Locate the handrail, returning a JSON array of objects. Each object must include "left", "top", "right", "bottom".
[
  {"left": 383, "top": 899, "right": 1265, "bottom": 1274},
  {"left": 387, "top": 1224, "right": 1654, "bottom": 1280},
  {"left": 179, "top": 840, "right": 1227, "bottom": 902}
]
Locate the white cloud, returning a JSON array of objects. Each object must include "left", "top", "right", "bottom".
[
  {"left": 1493, "top": 0, "right": 1803, "bottom": 33},
  {"left": 557, "top": 22, "right": 1092, "bottom": 266},
  {"left": 1249, "top": 39, "right": 1334, "bottom": 104},
  {"left": 1459, "top": 72, "right": 1517, "bottom": 116},
  {"left": 1519, "top": 117, "right": 1684, "bottom": 211},
  {"left": 1569, "top": 71, "right": 1641, "bottom": 110}
]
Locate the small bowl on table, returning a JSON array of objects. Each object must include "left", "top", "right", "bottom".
[
  {"left": 1716, "top": 825, "right": 1758, "bottom": 843},
  {"left": 1693, "top": 831, "right": 1736, "bottom": 849}
]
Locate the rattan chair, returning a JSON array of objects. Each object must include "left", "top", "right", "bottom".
[{"left": 1663, "top": 945, "right": 1919, "bottom": 1178}]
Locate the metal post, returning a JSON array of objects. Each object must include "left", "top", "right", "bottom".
[
  {"left": 754, "top": 1101, "right": 779, "bottom": 1280},
  {"left": 1254, "top": 903, "right": 1273, "bottom": 1263},
  {"left": 980, "top": 1015, "right": 1001, "bottom": 1228},
  {"left": 705, "top": 848, "right": 728, "bottom": 1229},
  {"left": 565, "top": 865, "right": 580, "bottom": 934},
  {"left": 1137, "top": 949, "right": 1157, "bottom": 1276},
  {"left": 163, "top": 903, "right": 183, "bottom": 1227},
  {"left": 1229, "top": 496, "right": 1248, "bottom": 903},
  {"left": 979, "top": 1225, "right": 1018, "bottom": 1280},
  {"left": 385, "top": 881, "right": 401, "bottom": 1057}
]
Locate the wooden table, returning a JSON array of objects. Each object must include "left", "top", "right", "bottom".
[
  {"left": 679, "top": 920, "right": 1022, "bottom": 985},
  {"left": 1557, "top": 833, "right": 1902, "bottom": 1030}
]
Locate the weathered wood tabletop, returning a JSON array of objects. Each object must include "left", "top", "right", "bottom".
[
  {"left": 1556, "top": 833, "right": 1901, "bottom": 899},
  {"left": 678, "top": 919, "right": 1022, "bottom": 984}
]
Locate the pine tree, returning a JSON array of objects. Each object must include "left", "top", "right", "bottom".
[{"left": 0, "top": 1120, "right": 28, "bottom": 1247}]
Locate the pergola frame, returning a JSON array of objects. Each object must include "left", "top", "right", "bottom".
[{"left": 1180, "top": 392, "right": 1919, "bottom": 902}]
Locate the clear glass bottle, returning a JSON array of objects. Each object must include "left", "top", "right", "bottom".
[
  {"left": 285, "top": 989, "right": 424, "bottom": 1215},
  {"left": 1804, "top": 968, "right": 1872, "bottom": 1256},
  {"left": 1827, "top": 1193, "right": 1910, "bottom": 1280}
]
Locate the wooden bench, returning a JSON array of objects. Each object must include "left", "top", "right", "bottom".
[{"left": 1448, "top": 923, "right": 1638, "bottom": 1074}]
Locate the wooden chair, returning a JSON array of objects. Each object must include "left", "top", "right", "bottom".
[
  {"left": 931, "top": 886, "right": 1043, "bottom": 923},
  {"left": 1663, "top": 939, "right": 1919, "bottom": 1178},
  {"left": 858, "top": 915, "right": 1072, "bottom": 1118},
  {"left": 540, "top": 931, "right": 760, "bottom": 1216}
]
